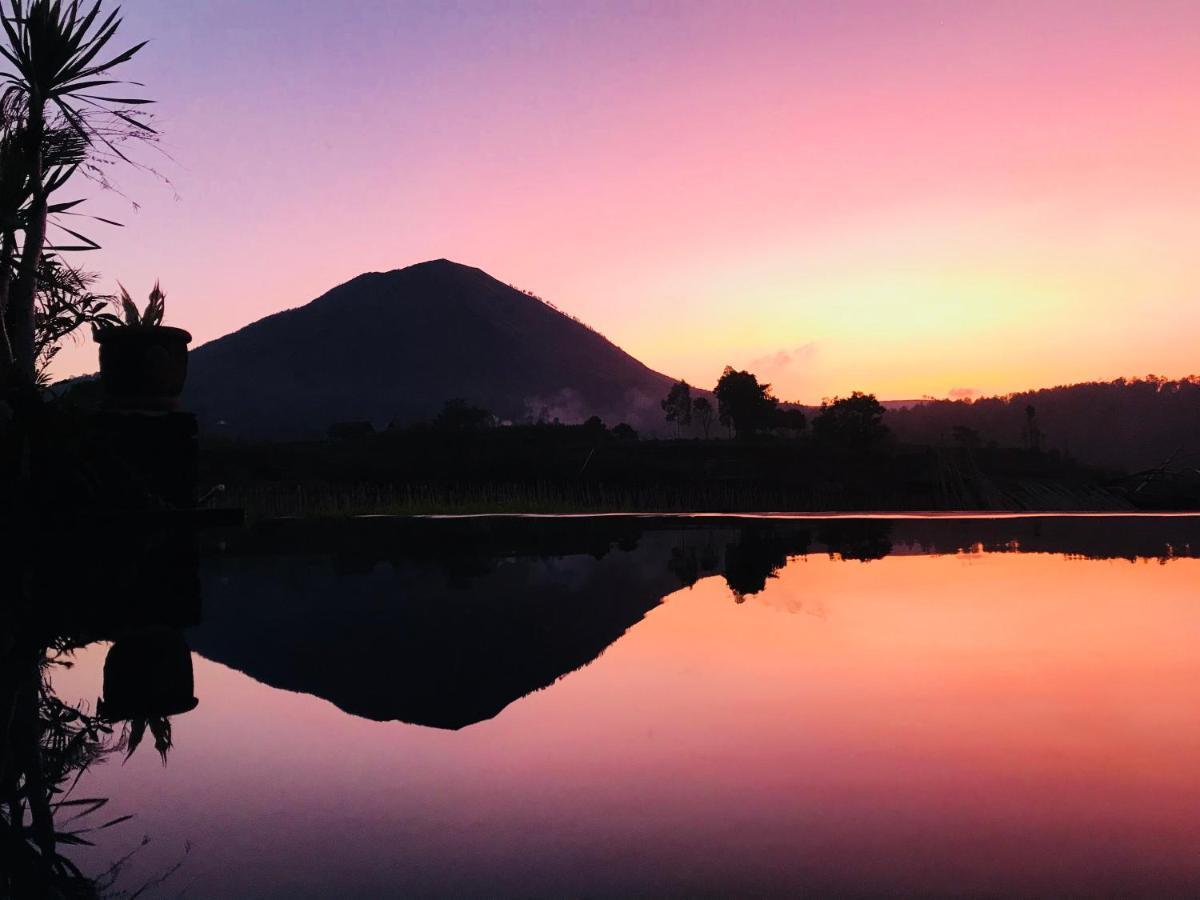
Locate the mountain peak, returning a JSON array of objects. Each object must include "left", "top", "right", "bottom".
[
  {"left": 397, "top": 257, "right": 468, "bottom": 272},
  {"left": 387, "top": 257, "right": 486, "bottom": 278},
  {"left": 184, "top": 261, "right": 676, "bottom": 437}
]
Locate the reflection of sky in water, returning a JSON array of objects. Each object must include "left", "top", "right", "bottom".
[{"left": 52, "top": 546, "right": 1200, "bottom": 897}]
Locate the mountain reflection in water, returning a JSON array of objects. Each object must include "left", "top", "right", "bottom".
[
  {"left": 13, "top": 514, "right": 1200, "bottom": 896},
  {"left": 192, "top": 515, "right": 1197, "bottom": 729}
]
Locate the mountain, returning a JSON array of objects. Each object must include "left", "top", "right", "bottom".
[{"left": 183, "top": 259, "right": 677, "bottom": 437}]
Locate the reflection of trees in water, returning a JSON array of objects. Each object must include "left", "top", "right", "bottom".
[
  {"left": 718, "top": 523, "right": 893, "bottom": 600},
  {"left": 2, "top": 520, "right": 201, "bottom": 896},
  {"left": 668, "top": 544, "right": 701, "bottom": 588},
  {"left": 1, "top": 635, "right": 122, "bottom": 896},
  {"left": 3, "top": 514, "right": 1197, "bottom": 893},
  {"left": 667, "top": 539, "right": 719, "bottom": 589},
  {"left": 668, "top": 526, "right": 818, "bottom": 600},
  {"left": 817, "top": 522, "right": 894, "bottom": 562},
  {"left": 663, "top": 524, "right": 898, "bottom": 602},
  {"left": 724, "top": 527, "right": 808, "bottom": 601},
  {"left": 1, "top": 627, "right": 196, "bottom": 896}
]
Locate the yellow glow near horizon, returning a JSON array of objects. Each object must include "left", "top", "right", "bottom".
[{"left": 46, "top": 2, "right": 1200, "bottom": 404}]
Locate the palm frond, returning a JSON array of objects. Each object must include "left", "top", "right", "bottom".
[{"left": 115, "top": 278, "right": 137, "bottom": 324}]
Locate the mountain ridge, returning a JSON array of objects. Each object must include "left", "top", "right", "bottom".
[{"left": 183, "top": 259, "right": 677, "bottom": 437}]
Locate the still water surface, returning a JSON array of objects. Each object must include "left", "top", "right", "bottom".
[{"left": 49, "top": 516, "right": 1200, "bottom": 896}]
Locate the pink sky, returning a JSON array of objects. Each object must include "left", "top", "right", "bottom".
[{"left": 53, "top": 0, "right": 1200, "bottom": 403}]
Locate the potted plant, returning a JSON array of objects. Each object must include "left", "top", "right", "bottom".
[{"left": 93, "top": 282, "right": 192, "bottom": 409}]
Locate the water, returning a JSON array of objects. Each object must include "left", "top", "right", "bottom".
[{"left": 34, "top": 516, "right": 1200, "bottom": 896}]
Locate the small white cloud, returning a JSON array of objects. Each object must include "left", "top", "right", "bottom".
[
  {"left": 743, "top": 343, "right": 819, "bottom": 400},
  {"left": 748, "top": 343, "right": 818, "bottom": 377}
]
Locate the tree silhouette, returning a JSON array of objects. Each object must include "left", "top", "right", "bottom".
[
  {"left": 1021, "top": 404, "right": 1044, "bottom": 452},
  {"left": 713, "top": 366, "right": 778, "bottom": 438},
  {"left": 0, "top": 0, "right": 156, "bottom": 389},
  {"left": 435, "top": 398, "right": 493, "bottom": 431},
  {"left": 32, "top": 257, "right": 114, "bottom": 381},
  {"left": 692, "top": 396, "right": 714, "bottom": 438},
  {"left": 952, "top": 424, "right": 981, "bottom": 449},
  {"left": 661, "top": 379, "right": 692, "bottom": 436},
  {"left": 611, "top": 422, "right": 638, "bottom": 441},
  {"left": 719, "top": 404, "right": 732, "bottom": 437},
  {"left": 813, "top": 391, "right": 888, "bottom": 448},
  {"left": 881, "top": 376, "right": 1200, "bottom": 472},
  {"left": 774, "top": 407, "right": 806, "bottom": 435}
]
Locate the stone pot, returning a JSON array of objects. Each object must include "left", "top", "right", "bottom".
[
  {"left": 99, "top": 628, "right": 198, "bottom": 721},
  {"left": 95, "top": 326, "right": 192, "bottom": 410}
]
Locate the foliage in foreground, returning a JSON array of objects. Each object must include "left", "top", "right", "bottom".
[{"left": 0, "top": 0, "right": 155, "bottom": 389}]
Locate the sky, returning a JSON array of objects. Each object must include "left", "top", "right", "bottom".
[{"left": 50, "top": 0, "right": 1200, "bottom": 404}]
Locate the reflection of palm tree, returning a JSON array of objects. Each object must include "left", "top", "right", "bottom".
[
  {"left": 1, "top": 635, "right": 123, "bottom": 896},
  {"left": 1, "top": 627, "right": 197, "bottom": 893},
  {"left": 1, "top": 505, "right": 203, "bottom": 893}
]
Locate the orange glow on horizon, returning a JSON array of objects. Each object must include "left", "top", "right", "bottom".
[
  {"left": 47, "top": 1, "right": 1200, "bottom": 404},
  {"left": 51, "top": 550, "right": 1200, "bottom": 894}
]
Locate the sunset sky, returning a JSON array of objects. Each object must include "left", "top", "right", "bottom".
[{"left": 55, "top": 0, "right": 1200, "bottom": 404}]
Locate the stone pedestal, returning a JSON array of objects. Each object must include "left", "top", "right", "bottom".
[{"left": 91, "top": 410, "right": 198, "bottom": 508}]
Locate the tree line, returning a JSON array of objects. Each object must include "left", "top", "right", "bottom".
[
  {"left": 331, "top": 370, "right": 1189, "bottom": 474},
  {"left": 661, "top": 366, "right": 888, "bottom": 448},
  {"left": 658, "top": 368, "right": 1200, "bottom": 474},
  {"left": 886, "top": 375, "right": 1200, "bottom": 472}
]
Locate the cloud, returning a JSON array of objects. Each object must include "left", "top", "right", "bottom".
[
  {"left": 743, "top": 343, "right": 819, "bottom": 400},
  {"left": 748, "top": 343, "right": 818, "bottom": 380},
  {"left": 948, "top": 387, "right": 979, "bottom": 400}
]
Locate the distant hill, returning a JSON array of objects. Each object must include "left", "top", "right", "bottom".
[
  {"left": 878, "top": 399, "right": 929, "bottom": 410},
  {"left": 183, "top": 259, "right": 677, "bottom": 437},
  {"left": 885, "top": 376, "right": 1200, "bottom": 472}
]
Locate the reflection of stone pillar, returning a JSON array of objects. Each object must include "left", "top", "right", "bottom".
[
  {"left": 43, "top": 524, "right": 203, "bottom": 636},
  {"left": 99, "top": 628, "right": 198, "bottom": 721}
]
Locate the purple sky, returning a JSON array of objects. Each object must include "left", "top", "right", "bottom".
[{"left": 53, "top": 0, "right": 1200, "bottom": 402}]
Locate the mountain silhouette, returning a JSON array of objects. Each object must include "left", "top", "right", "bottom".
[{"left": 183, "top": 259, "right": 676, "bottom": 436}]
